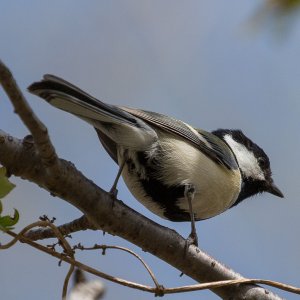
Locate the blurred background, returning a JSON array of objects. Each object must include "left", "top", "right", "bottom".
[{"left": 1, "top": 1, "right": 300, "bottom": 299}]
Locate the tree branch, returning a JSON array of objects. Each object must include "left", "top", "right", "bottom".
[
  {"left": 0, "top": 59, "right": 58, "bottom": 166},
  {"left": 25, "top": 215, "right": 96, "bottom": 241}
]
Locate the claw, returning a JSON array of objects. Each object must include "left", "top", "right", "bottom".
[
  {"left": 186, "top": 232, "right": 198, "bottom": 248},
  {"left": 109, "top": 188, "right": 118, "bottom": 207}
]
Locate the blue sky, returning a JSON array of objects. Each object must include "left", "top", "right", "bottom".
[{"left": 1, "top": 1, "right": 300, "bottom": 299}]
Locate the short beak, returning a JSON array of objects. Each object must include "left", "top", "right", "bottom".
[{"left": 267, "top": 182, "right": 284, "bottom": 198}]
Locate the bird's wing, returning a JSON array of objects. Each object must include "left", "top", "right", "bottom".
[
  {"left": 28, "top": 75, "right": 158, "bottom": 160},
  {"left": 121, "top": 107, "right": 238, "bottom": 170}
]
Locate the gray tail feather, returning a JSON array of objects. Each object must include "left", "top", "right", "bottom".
[{"left": 28, "top": 75, "right": 138, "bottom": 125}]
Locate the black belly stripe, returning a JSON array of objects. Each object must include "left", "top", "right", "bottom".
[
  {"left": 126, "top": 151, "right": 191, "bottom": 222},
  {"left": 139, "top": 177, "right": 190, "bottom": 221}
]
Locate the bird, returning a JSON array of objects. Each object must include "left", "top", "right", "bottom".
[{"left": 28, "top": 75, "right": 284, "bottom": 246}]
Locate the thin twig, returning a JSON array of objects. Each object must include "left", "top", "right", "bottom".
[
  {"left": 164, "top": 279, "right": 300, "bottom": 295},
  {"left": 76, "top": 244, "right": 162, "bottom": 291},
  {"left": 37, "top": 221, "right": 75, "bottom": 299},
  {"left": 44, "top": 222, "right": 73, "bottom": 255},
  {"left": 0, "top": 221, "right": 75, "bottom": 300},
  {"left": 1, "top": 226, "right": 300, "bottom": 296},
  {"left": 0, "top": 221, "right": 49, "bottom": 249},
  {"left": 49, "top": 224, "right": 75, "bottom": 300},
  {"left": 0, "top": 59, "right": 58, "bottom": 166},
  {"left": 4, "top": 229, "right": 155, "bottom": 293},
  {"left": 63, "top": 264, "right": 75, "bottom": 300}
]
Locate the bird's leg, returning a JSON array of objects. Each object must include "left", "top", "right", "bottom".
[
  {"left": 109, "top": 149, "right": 128, "bottom": 201},
  {"left": 184, "top": 183, "right": 198, "bottom": 248}
]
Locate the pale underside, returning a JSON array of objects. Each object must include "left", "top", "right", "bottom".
[{"left": 120, "top": 132, "right": 242, "bottom": 220}]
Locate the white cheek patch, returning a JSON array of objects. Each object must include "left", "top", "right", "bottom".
[{"left": 224, "top": 134, "right": 265, "bottom": 180}]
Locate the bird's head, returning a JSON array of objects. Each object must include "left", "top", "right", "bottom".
[{"left": 213, "top": 129, "right": 284, "bottom": 202}]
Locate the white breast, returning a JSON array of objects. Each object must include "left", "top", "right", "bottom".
[{"left": 121, "top": 132, "right": 242, "bottom": 220}]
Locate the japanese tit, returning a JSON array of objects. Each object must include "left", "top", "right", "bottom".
[{"left": 28, "top": 75, "right": 284, "bottom": 245}]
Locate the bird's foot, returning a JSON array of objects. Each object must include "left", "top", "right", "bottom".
[
  {"left": 109, "top": 187, "right": 118, "bottom": 207},
  {"left": 185, "top": 231, "right": 199, "bottom": 249}
]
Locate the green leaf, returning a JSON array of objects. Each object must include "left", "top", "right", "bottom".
[
  {"left": 0, "top": 208, "right": 19, "bottom": 230},
  {"left": 0, "top": 167, "right": 15, "bottom": 199}
]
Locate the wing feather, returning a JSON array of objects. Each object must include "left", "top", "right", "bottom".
[{"left": 121, "top": 107, "right": 238, "bottom": 170}]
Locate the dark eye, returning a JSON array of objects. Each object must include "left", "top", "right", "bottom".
[{"left": 258, "top": 157, "right": 267, "bottom": 168}]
